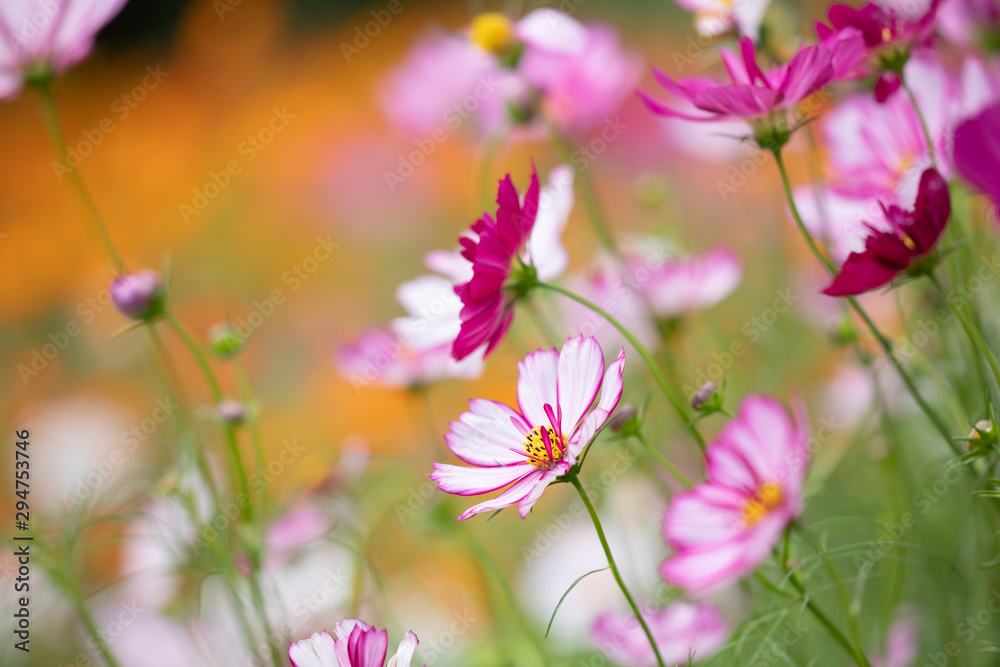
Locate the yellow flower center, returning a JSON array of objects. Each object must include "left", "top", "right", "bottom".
[
  {"left": 742, "top": 481, "right": 784, "bottom": 527},
  {"left": 523, "top": 425, "right": 566, "bottom": 468},
  {"left": 882, "top": 26, "right": 893, "bottom": 43},
  {"left": 470, "top": 13, "right": 514, "bottom": 54}
]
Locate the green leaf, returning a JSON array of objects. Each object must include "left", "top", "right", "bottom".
[{"left": 545, "top": 567, "right": 609, "bottom": 638}]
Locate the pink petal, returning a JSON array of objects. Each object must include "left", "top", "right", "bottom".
[
  {"left": 517, "top": 346, "right": 561, "bottom": 427},
  {"left": 445, "top": 399, "right": 531, "bottom": 466},
  {"left": 556, "top": 335, "right": 606, "bottom": 434},
  {"left": 456, "top": 468, "right": 546, "bottom": 520},
  {"left": 430, "top": 462, "right": 532, "bottom": 496}
]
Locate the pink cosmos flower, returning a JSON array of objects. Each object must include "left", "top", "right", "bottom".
[
  {"left": 816, "top": 0, "right": 942, "bottom": 98},
  {"left": 672, "top": 0, "right": 772, "bottom": 41},
  {"left": 335, "top": 327, "right": 483, "bottom": 391},
  {"left": 872, "top": 612, "right": 919, "bottom": 667},
  {"left": 380, "top": 9, "right": 639, "bottom": 139},
  {"left": 452, "top": 166, "right": 540, "bottom": 360},
  {"left": 953, "top": 103, "right": 1000, "bottom": 204},
  {"left": 938, "top": 0, "right": 1000, "bottom": 47},
  {"left": 592, "top": 602, "right": 729, "bottom": 665},
  {"left": 0, "top": 0, "right": 128, "bottom": 99},
  {"left": 822, "top": 168, "right": 950, "bottom": 296},
  {"left": 639, "top": 37, "right": 855, "bottom": 135},
  {"left": 289, "top": 619, "right": 419, "bottom": 667},
  {"left": 431, "top": 335, "right": 626, "bottom": 520},
  {"left": 639, "top": 248, "right": 742, "bottom": 319},
  {"left": 661, "top": 395, "right": 808, "bottom": 595}
]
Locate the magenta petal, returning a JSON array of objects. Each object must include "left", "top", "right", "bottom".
[
  {"left": 822, "top": 249, "right": 901, "bottom": 296},
  {"left": 954, "top": 104, "right": 1000, "bottom": 203},
  {"left": 348, "top": 626, "right": 388, "bottom": 667}
]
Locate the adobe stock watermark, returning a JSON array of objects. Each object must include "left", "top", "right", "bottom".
[
  {"left": 61, "top": 397, "right": 178, "bottom": 511},
  {"left": 340, "top": 0, "right": 412, "bottom": 62},
  {"left": 924, "top": 589, "right": 1000, "bottom": 666},
  {"left": 17, "top": 283, "right": 136, "bottom": 385},
  {"left": 223, "top": 235, "right": 339, "bottom": 345},
  {"left": 384, "top": 75, "right": 502, "bottom": 191},
  {"left": 682, "top": 287, "right": 800, "bottom": 398},
  {"left": 56, "top": 599, "right": 145, "bottom": 667},
  {"left": 180, "top": 107, "right": 296, "bottom": 223},
  {"left": 51, "top": 66, "right": 169, "bottom": 181}
]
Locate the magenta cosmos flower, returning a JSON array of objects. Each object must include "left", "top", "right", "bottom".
[
  {"left": 452, "top": 166, "right": 540, "bottom": 360},
  {"left": 432, "top": 335, "right": 626, "bottom": 520},
  {"left": 289, "top": 619, "right": 419, "bottom": 667},
  {"left": 822, "top": 168, "right": 950, "bottom": 297},
  {"left": 639, "top": 36, "right": 858, "bottom": 138},
  {"left": 592, "top": 602, "right": 729, "bottom": 665},
  {"left": 662, "top": 395, "right": 808, "bottom": 595},
  {"left": 0, "top": 0, "right": 128, "bottom": 99},
  {"left": 816, "top": 0, "right": 942, "bottom": 100},
  {"left": 954, "top": 103, "right": 1000, "bottom": 205}
]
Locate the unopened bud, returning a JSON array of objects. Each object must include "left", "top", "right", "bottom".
[
  {"left": 609, "top": 404, "right": 638, "bottom": 432},
  {"left": 208, "top": 322, "right": 246, "bottom": 358},
  {"left": 691, "top": 381, "right": 719, "bottom": 411},
  {"left": 110, "top": 270, "right": 164, "bottom": 320},
  {"left": 217, "top": 398, "right": 247, "bottom": 425}
]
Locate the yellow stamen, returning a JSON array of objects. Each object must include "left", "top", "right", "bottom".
[
  {"left": 882, "top": 26, "right": 893, "bottom": 43},
  {"left": 469, "top": 13, "right": 514, "bottom": 54},
  {"left": 742, "top": 481, "right": 784, "bottom": 527},
  {"left": 523, "top": 425, "right": 565, "bottom": 468}
]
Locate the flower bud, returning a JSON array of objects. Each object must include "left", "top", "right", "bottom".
[
  {"left": 691, "top": 381, "right": 721, "bottom": 412},
  {"left": 969, "top": 419, "right": 999, "bottom": 452},
  {"left": 208, "top": 322, "right": 247, "bottom": 358},
  {"left": 609, "top": 404, "right": 638, "bottom": 433},
  {"left": 217, "top": 399, "right": 247, "bottom": 425},
  {"left": 110, "top": 270, "right": 164, "bottom": 320}
]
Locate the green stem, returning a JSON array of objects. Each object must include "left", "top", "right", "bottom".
[
  {"left": 235, "top": 359, "right": 271, "bottom": 512},
  {"left": 549, "top": 130, "right": 620, "bottom": 257},
  {"left": 772, "top": 149, "right": 959, "bottom": 455},
  {"left": 786, "top": 574, "right": 870, "bottom": 667},
  {"left": 164, "top": 312, "right": 254, "bottom": 517},
  {"left": 69, "top": 592, "right": 124, "bottom": 667},
  {"left": 568, "top": 475, "right": 666, "bottom": 667},
  {"left": 247, "top": 562, "right": 283, "bottom": 667},
  {"left": 901, "top": 77, "right": 938, "bottom": 169},
  {"left": 929, "top": 271, "right": 1000, "bottom": 392},
  {"left": 35, "top": 80, "right": 125, "bottom": 272},
  {"left": 634, "top": 431, "right": 693, "bottom": 487},
  {"left": 536, "top": 281, "right": 705, "bottom": 452}
]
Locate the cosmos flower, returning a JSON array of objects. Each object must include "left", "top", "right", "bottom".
[
  {"left": 815, "top": 0, "right": 943, "bottom": 100},
  {"left": 937, "top": 0, "right": 1000, "bottom": 47},
  {"left": 379, "top": 9, "right": 639, "bottom": 138},
  {"left": 289, "top": 619, "right": 419, "bottom": 667},
  {"left": 671, "top": 0, "right": 772, "bottom": 42},
  {"left": 662, "top": 395, "right": 808, "bottom": 595},
  {"left": 432, "top": 335, "right": 626, "bottom": 520},
  {"left": 592, "top": 602, "right": 729, "bottom": 665},
  {"left": 822, "top": 168, "right": 950, "bottom": 297},
  {"left": 639, "top": 37, "right": 855, "bottom": 139},
  {"left": 953, "top": 103, "right": 1000, "bottom": 205},
  {"left": 639, "top": 248, "right": 742, "bottom": 320},
  {"left": 0, "top": 0, "right": 129, "bottom": 99},
  {"left": 451, "top": 164, "right": 556, "bottom": 360},
  {"left": 855, "top": 610, "right": 919, "bottom": 667}
]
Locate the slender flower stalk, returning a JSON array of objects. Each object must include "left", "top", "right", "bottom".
[
  {"left": 770, "top": 149, "right": 960, "bottom": 455},
  {"left": 549, "top": 130, "right": 620, "bottom": 257},
  {"left": 634, "top": 430, "right": 693, "bottom": 487},
  {"left": 901, "top": 77, "right": 938, "bottom": 169},
  {"left": 536, "top": 281, "right": 706, "bottom": 451},
  {"left": 568, "top": 475, "right": 666, "bottom": 667},
  {"left": 35, "top": 81, "right": 125, "bottom": 272},
  {"left": 928, "top": 272, "right": 1000, "bottom": 392}
]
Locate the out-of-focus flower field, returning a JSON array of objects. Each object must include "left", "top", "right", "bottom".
[{"left": 2, "top": 0, "right": 1000, "bottom": 665}]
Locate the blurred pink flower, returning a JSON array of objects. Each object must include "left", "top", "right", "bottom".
[
  {"left": 953, "top": 103, "right": 1000, "bottom": 204},
  {"left": 872, "top": 612, "right": 919, "bottom": 667},
  {"left": 0, "top": 0, "right": 128, "bottom": 99},
  {"left": 452, "top": 166, "right": 542, "bottom": 360},
  {"left": 815, "top": 0, "right": 942, "bottom": 95},
  {"left": 937, "top": 0, "right": 1000, "bottom": 47},
  {"left": 516, "top": 10, "right": 642, "bottom": 136},
  {"left": 432, "top": 335, "right": 625, "bottom": 520},
  {"left": 592, "top": 602, "right": 729, "bottom": 665},
  {"left": 823, "top": 168, "right": 950, "bottom": 296},
  {"left": 562, "top": 260, "right": 659, "bottom": 355},
  {"left": 266, "top": 504, "right": 330, "bottom": 562},
  {"left": 335, "top": 327, "right": 482, "bottom": 390},
  {"left": 662, "top": 395, "right": 808, "bottom": 595},
  {"left": 289, "top": 619, "right": 419, "bottom": 667},
  {"left": 672, "top": 0, "right": 772, "bottom": 41},
  {"left": 640, "top": 37, "right": 851, "bottom": 135},
  {"left": 639, "top": 248, "right": 742, "bottom": 319},
  {"left": 380, "top": 10, "right": 638, "bottom": 139}
]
